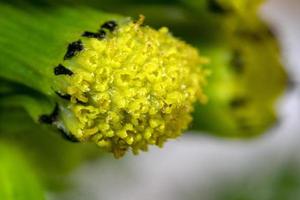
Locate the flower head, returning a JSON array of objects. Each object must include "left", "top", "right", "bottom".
[{"left": 55, "top": 17, "right": 208, "bottom": 157}]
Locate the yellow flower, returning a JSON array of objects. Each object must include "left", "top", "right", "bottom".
[{"left": 56, "top": 16, "right": 208, "bottom": 158}]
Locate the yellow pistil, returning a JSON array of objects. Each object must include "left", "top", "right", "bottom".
[{"left": 57, "top": 17, "right": 208, "bottom": 158}]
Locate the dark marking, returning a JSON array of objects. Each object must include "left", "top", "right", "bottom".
[
  {"left": 287, "top": 78, "right": 297, "bottom": 91},
  {"left": 76, "top": 99, "right": 87, "bottom": 105},
  {"left": 239, "top": 125, "right": 251, "bottom": 131},
  {"left": 207, "top": 0, "right": 231, "bottom": 14},
  {"left": 55, "top": 91, "right": 88, "bottom": 105},
  {"left": 39, "top": 103, "right": 59, "bottom": 124},
  {"left": 82, "top": 31, "right": 106, "bottom": 39},
  {"left": 248, "top": 32, "right": 263, "bottom": 42},
  {"left": 54, "top": 64, "right": 73, "bottom": 76},
  {"left": 239, "top": 123, "right": 253, "bottom": 131},
  {"left": 230, "top": 50, "right": 245, "bottom": 73},
  {"left": 74, "top": 92, "right": 88, "bottom": 105},
  {"left": 58, "top": 128, "right": 79, "bottom": 143},
  {"left": 101, "top": 20, "right": 117, "bottom": 32},
  {"left": 98, "top": 29, "right": 106, "bottom": 38},
  {"left": 64, "top": 40, "right": 83, "bottom": 60},
  {"left": 237, "top": 117, "right": 253, "bottom": 131},
  {"left": 266, "top": 27, "right": 275, "bottom": 37},
  {"left": 230, "top": 97, "right": 247, "bottom": 108},
  {"left": 272, "top": 118, "right": 282, "bottom": 130},
  {"left": 236, "top": 30, "right": 264, "bottom": 42},
  {"left": 39, "top": 115, "right": 53, "bottom": 124},
  {"left": 55, "top": 91, "right": 71, "bottom": 100}
]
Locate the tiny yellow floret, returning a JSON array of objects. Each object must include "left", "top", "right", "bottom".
[{"left": 57, "top": 17, "right": 208, "bottom": 158}]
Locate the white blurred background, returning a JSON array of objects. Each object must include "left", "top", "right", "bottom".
[{"left": 50, "top": 0, "right": 300, "bottom": 199}]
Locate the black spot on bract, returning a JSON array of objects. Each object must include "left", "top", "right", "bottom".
[
  {"left": 64, "top": 40, "right": 83, "bottom": 60},
  {"left": 55, "top": 91, "right": 71, "bottom": 100},
  {"left": 236, "top": 30, "right": 264, "bottom": 42},
  {"left": 101, "top": 20, "right": 117, "bottom": 32},
  {"left": 207, "top": 0, "right": 231, "bottom": 14},
  {"left": 82, "top": 31, "right": 106, "bottom": 39},
  {"left": 237, "top": 117, "right": 253, "bottom": 131},
  {"left": 266, "top": 26, "right": 276, "bottom": 38},
  {"left": 287, "top": 78, "right": 297, "bottom": 91},
  {"left": 230, "top": 97, "right": 248, "bottom": 108},
  {"left": 39, "top": 103, "right": 59, "bottom": 124},
  {"left": 58, "top": 128, "right": 79, "bottom": 143},
  {"left": 98, "top": 29, "right": 106, "bottom": 38},
  {"left": 76, "top": 99, "right": 87, "bottom": 105},
  {"left": 230, "top": 50, "right": 245, "bottom": 73},
  {"left": 55, "top": 91, "right": 88, "bottom": 104},
  {"left": 39, "top": 115, "right": 53, "bottom": 124},
  {"left": 54, "top": 64, "right": 73, "bottom": 76},
  {"left": 239, "top": 123, "right": 253, "bottom": 131}
]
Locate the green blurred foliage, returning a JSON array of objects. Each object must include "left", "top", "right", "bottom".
[
  {"left": 192, "top": 24, "right": 286, "bottom": 137},
  {"left": 0, "top": 100, "right": 100, "bottom": 190},
  {"left": 0, "top": 142, "right": 45, "bottom": 200}
]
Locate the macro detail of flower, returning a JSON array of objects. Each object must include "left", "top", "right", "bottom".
[
  {"left": 54, "top": 17, "right": 208, "bottom": 157},
  {"left": 0, "top": 0, "right": 292, "bottom": 199},
  {"left": 0, "top": 4, "right": 208, "bottom": 158}
]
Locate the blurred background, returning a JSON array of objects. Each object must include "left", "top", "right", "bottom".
[{"left": 45, "top": 0, "right": 300, "bottom": 199}]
